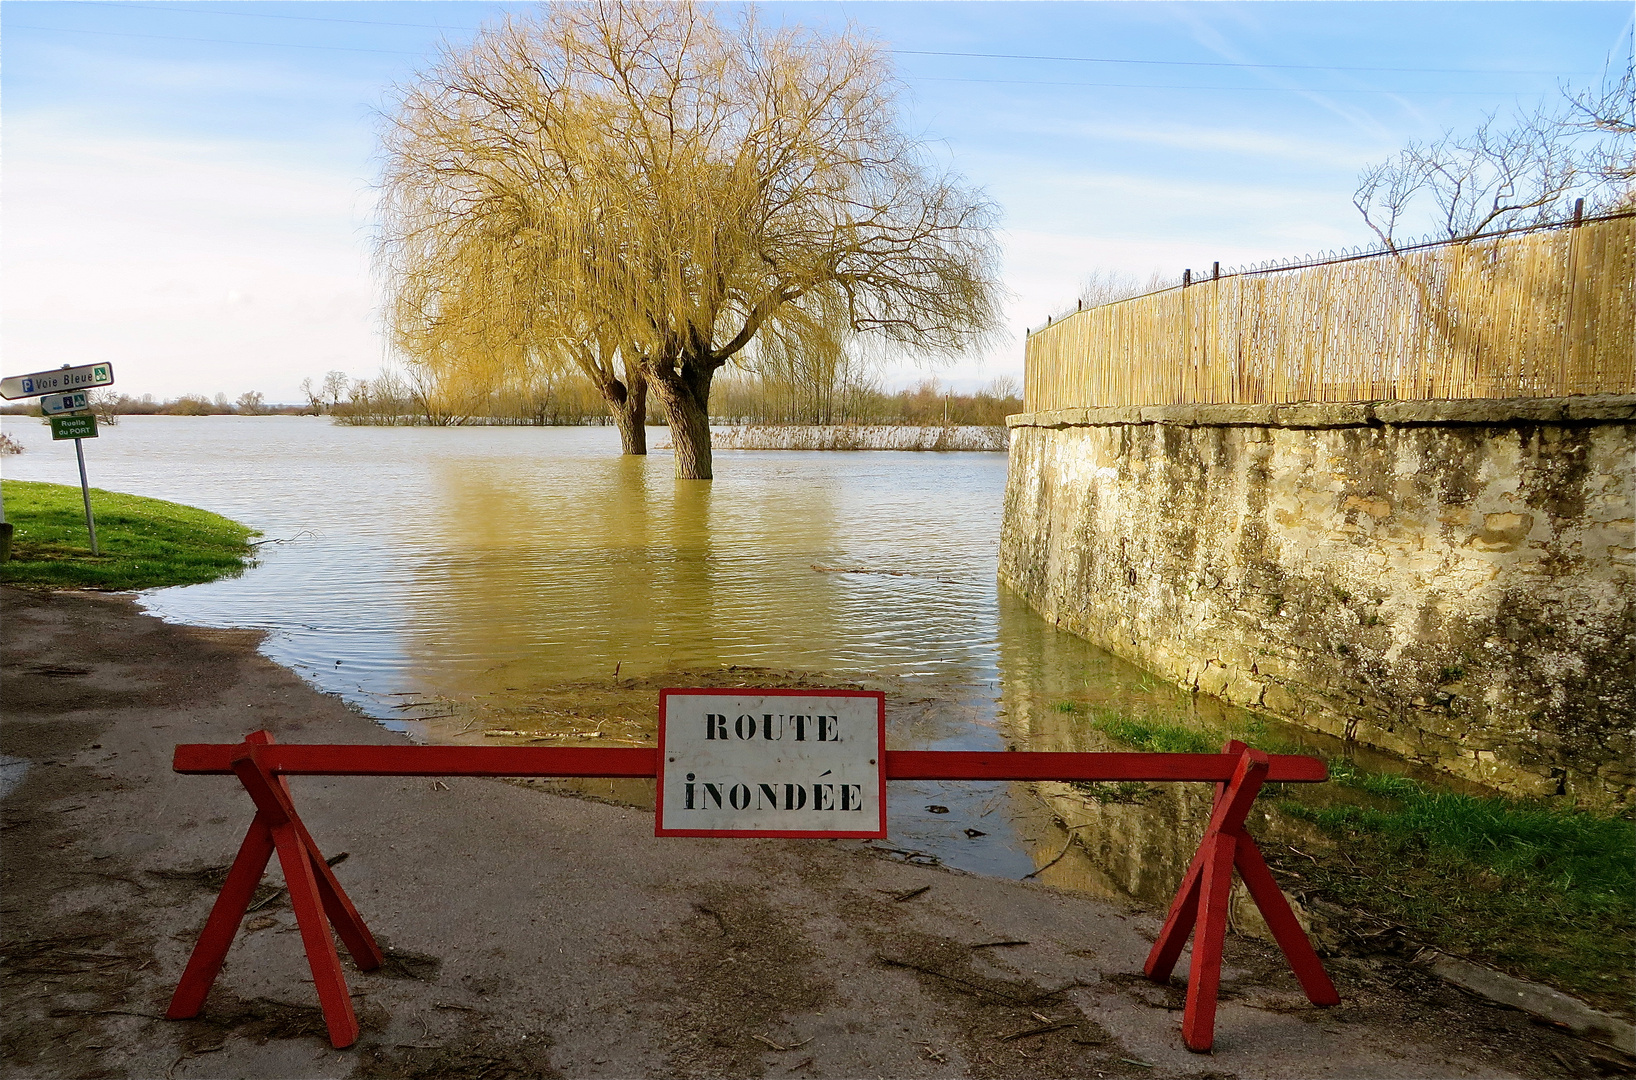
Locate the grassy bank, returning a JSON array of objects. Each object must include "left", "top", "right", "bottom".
[
  {"left": 1058, "top": 702, "right": 1636, "bottom": 1016},
  {"left": 0, "top": 480, "right": 255, "bottom": 590}
]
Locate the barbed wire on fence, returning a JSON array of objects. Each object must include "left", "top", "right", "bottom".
[{"left": 1031, "top": 208, "right": 1636, "bottom": 336}]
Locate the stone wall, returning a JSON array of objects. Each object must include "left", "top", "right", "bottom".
[{"left": 999, "top": 396, "right": 1635, "bottom": 806}]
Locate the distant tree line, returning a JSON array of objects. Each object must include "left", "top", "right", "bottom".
[
  {"left": 333, "top": 363, "right": 1019, "bottom": 429},
  {"left": 0, "top": 368, "right": 1021, "bottom": 429},
  {"left": 706, "top": 372, "right": 1020, "bottom": 428},
  {"left": 0, "top": 390, "right": 301, "bottom": 419}
]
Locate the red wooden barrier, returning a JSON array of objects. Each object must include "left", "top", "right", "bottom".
[{"left": 168, "top": 732, "right": 1337, "bottom": 1053}]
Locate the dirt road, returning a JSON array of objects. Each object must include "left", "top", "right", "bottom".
[{"left": 1, "top": 586, "right": 1617, "bottom": 1079}]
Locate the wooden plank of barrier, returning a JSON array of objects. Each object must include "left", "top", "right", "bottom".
[
  {"left": 166, "top": 730, "right": 285, "bottom": 1023},
  {"left": 1144, "top": 741, "right": 1339, "bottom": 1052},
  {"left": 173, "top": 744, "right": 1329, "bottom": 785},
  {"left": 247, "top": 734, "right": 386, "bottom": 975},
  {"left": 164, "top": 805, "right": 277, "bottom": 1020},
  {"left": 167, "top": 733, "right": 381, "bottom": 1048},
  {"left": 240, "top": 753, "right": 359, "bottom": 1049},
  {"left": 172, "top": 743, "right": 662, "bottom": 778},
  {"left": 1189, "top": 748, "right": 1268, "bottom": 1051},
  {"left": 887, "top": 749, "right": 1326, "bottom": 783},
  {"left": 167, "top": 732, "right": 1337, "bottom": 1054},
  {"left": 1233, "top": 828, "right": 1340, "bottom": 1008},
  {"left": 1186, "top": 827, "right": 1241, "bottom": 1050}
]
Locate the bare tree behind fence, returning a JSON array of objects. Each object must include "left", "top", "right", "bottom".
[{"left": 1024, "top": 213, "right": 1635, "bottom": 412}]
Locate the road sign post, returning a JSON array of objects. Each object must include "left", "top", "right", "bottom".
[
  {"left": 72, "top": 435, "right": 99, "bottom": 556},
  {"left": 47, "top": 414, "right": 101, "bottom": 555},
  {"left": 3, "top": 364, "right": 119, "bottom": 559}
]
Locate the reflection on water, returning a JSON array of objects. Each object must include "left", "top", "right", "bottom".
[
  {"left": 1, "top": 415, "right": 1405, "bottom": 899},
  {"left": 418, "top": 450, "right": 854, "bottom": 684}
]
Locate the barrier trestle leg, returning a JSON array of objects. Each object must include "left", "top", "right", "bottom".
[
  {"left": 1144, "top": 741, "right": 1340, "bottom": 1052},
  {"left": 165, "top": 731, "right": 383, "bottom": 1048},
  {"left": 164, "top": 731, "right": 1338, "bottom": 1054}
]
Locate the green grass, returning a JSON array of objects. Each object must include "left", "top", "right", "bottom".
[
  {"left": 1, "top": 480, "right": 256, "bottom": 590},
  {"left": 1073, "top": 700, "right": 1636, "bottom": 1013},
  {"left": 1087, "top": 710, "right": 1221, "bottom": 755},
  {"left": 1275, "top": 783, "right": 1635, "bottom": 1011}
]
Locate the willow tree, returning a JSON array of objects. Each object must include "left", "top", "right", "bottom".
[{"left": 377, "top": 1, "right": 1000, "bottom": 478}]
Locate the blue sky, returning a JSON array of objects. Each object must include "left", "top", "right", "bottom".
[{"left": 3, "top": 1, "right": 1631, "bottom": 402}]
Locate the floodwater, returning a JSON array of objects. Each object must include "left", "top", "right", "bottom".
[{"left": 1, "top": 415, "right": 1385, "bottom": 892}]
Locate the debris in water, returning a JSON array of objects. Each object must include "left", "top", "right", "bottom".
[
  {"left": 484, "top": 729, "right": 603, "bottom": 739},
  {"left": 1023, "top": 825, "right": 1093, "bottom": 879}
]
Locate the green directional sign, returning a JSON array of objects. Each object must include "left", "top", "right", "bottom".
[{"left": 49, "top": 414, "right": 98, "bottom": 441}]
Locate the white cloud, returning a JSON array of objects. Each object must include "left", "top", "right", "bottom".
[
  {"left": 15, "top": 32, "right": 392, "bottom": 106},
  {"left": 2, "top": 118, "right": 384, "bottom": 403},
  {"left": 992, "top": 115, "right": 1390, "bottom": 171}
]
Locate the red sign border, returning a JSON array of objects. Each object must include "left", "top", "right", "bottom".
[{"left": 655, "top": 687, "right": 887, "bottom": 839}]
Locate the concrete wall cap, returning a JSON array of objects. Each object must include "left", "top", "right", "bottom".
[{"left": 1007, "top": 394, "right": 1636, "bottom": 430}]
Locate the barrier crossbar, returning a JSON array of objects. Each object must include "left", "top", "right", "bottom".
[{"left": 168, "top": 732, "right": 1338, "bottom": 1053}]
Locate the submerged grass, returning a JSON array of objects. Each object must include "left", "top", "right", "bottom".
[
  {"left": 1086, "top": 710, "right": 1220, "bottom": 755},
  {"left": 1068, "top": 780, "right": 1157, "bottom": 805},
  {"left": 1, "top": 480, "right": 256, "bottom": 590},
  {"left": 1064, "top": 699, "right": 1636, "bottom": 1013}
]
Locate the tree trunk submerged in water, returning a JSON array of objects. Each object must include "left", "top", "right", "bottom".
[
  {"left": 598, "top": 368, "right": 649, "bottom": 456},
  {"left": 652, "top": 355, "right": 717, "bottom": 480},
  {"left": 610, "top": 392, "right": 648, "bottom": 456}
]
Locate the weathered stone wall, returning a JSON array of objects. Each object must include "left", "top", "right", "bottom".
[{"left": 1000, "top": 396, "right": 1635, "bottom": 806}]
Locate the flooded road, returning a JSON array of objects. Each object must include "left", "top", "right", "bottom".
[{"left": 2, "top": 415, "right": 1376, "bottom": 882}]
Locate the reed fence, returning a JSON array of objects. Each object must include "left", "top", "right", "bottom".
[{"left": 1023, "top": 213, "right": 1636, "bottom": 412}]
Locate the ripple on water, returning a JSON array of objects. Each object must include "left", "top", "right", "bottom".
[{"left": 0, "top": 414, "right": 1392, "bottom": 885}]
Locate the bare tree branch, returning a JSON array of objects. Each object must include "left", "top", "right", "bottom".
[{"left": 1355, "top": 55, "right": 1634, "bottom": 246}]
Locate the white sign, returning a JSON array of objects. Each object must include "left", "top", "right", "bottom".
[
  {"left": 0, "top": 362, "right": 115, "bottom": 400},
  {"left": 657, "top": 689, "right": 886, "bottom": 838},
  {"left": 39, "top": 392, "right": 90, "bottom": 416}
]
